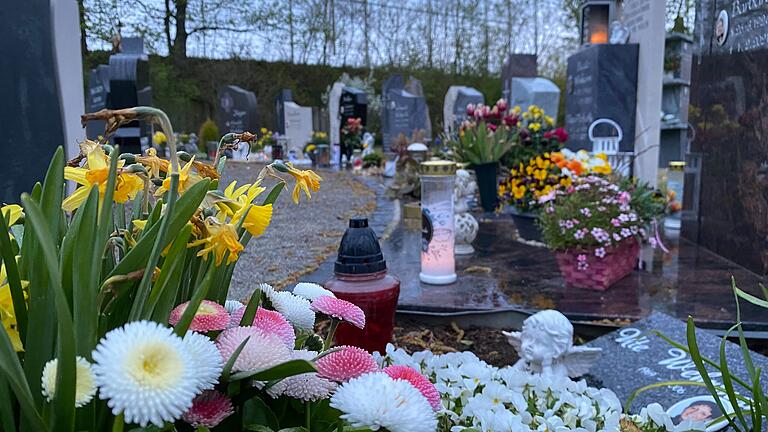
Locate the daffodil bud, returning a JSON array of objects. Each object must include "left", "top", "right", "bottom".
[
  {"left": 103, "top": 144, "right": 115, "bottom": 154},
  {"left": 124, "top": 164, "right": 148, "bottom": 175},
  {"left": 177, "top": 151, "right": 192, "bottom": 162},
  {"left": 271, "top": 160, "right": 289, "bottom": 172},
  {"left": 119, "top": 153, "right": 137, "bottom": 164}
]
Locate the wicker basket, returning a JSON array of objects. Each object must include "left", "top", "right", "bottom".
[{"left": 555, "top": 238, "right": 639, "bottom": 291}]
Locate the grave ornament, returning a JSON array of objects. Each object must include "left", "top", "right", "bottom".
[{"left": 503, "top": 309, "right": 602, "bottom": 379}]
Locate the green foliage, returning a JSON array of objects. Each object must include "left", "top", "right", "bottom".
[
  {"left": 448, "top": 121, "right": 512, "bottom": 166},
  {"left": 199, "top": 118, "right": 221, "bottom": 151},
  {"left": 362, "top": 152, "right": 383, "bottom": 168}
]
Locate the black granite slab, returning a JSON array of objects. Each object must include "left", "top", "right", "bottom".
[{"left": 587, "top": 311, "right": 768, "bottom": 424}]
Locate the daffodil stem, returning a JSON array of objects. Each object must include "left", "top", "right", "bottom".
[
  {"left": 323, "top": 319, "right": 339, "bottom": 351},
  {"left": 111, "top": 413, "right": 124, "bottom": 432}
]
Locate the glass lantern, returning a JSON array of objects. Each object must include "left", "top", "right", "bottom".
[{"left": 419, "top": 161, "right": 457, "bottom": 285}]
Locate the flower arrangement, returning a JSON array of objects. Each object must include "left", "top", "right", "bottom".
[
  {"left": 447, "top": 99, "right": 515, "bottom": 166},
  {"left": 503, "top": 104, "right": 568, "bottom": 169},
  {"left": 374, "top": 344, "right": 701, "bottom": 432},
  {"left": 0, "top": 106, "right": 431, "bottom": 432},
  {"left": 498, "top": 150, "right": 612, "bottom": 213},
  {"left": 254, "top": 127, "right": 276, "bottom": 151},
  {"left": 303, "top": 131, "right": 330, "bottom": 162}
]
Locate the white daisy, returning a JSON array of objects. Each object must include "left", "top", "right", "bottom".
[
  {"left": 41, "top": 356, "right": 97, "bottom": 408},
  {"left": 269, "top": 291, "right": 315, "bottom": 331},
  {"left": 331, "top": 372, "right": 437, "bottom": 432},
  {"left": 182, "top": 331, "right": 223, "bottom": 391},
  {"left": 92, "top": 321, "right": 199, "bottom": 428},
  {"left": 267, "top": 350, "right": 336, "bottom": 402},
  {"left": 224, "top": 300, "right": 245, "bottom": 314},
  {"left": 292, "top": 282, "right": 335, "bottom": 301}
]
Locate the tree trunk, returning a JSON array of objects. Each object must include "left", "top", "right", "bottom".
[
  {"left": 77, "top": 0, "right": 88, "bottom": 56},
  {"left": 164, "top": 0, "right": 172, "bottom": 56},
  {"left": 173, "top": 0, "right": 188, "bottom": 63}
]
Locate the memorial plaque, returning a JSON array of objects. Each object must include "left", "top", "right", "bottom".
[
  {"left": 443, "top": 86, "right": 484, "bottom": 134},
  {"left": 217, "top": 85, "right": 258, "bottom": 134},
  {"left": 381, "top": 75, "right": 429, "bottom": 151},
  {"left": 509, "top": 77, "right": 561, "bottom": 120},
  {"left": 283, "top": 101, "right": 313, "bottom": 157},
  {"left": 694, "top": 0, "right": 768, "bottom": 54},
  {"left": 587, "top": 312, "right": 768, "bottom": 425},
  {"left": 564, "top": 44, "right": 638, "bottom": 151},
  {"left": 501, "top": 54, "right": 538, "bottom": 101}
]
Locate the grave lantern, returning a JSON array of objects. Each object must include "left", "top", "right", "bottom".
[
  {"left": 580, "top": 0, "right": 618, "bottom": 46},
  {"left": 419, "top": 161, "right": 457, "bottom": 285}
]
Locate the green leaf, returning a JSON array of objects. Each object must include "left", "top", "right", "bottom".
[
  {"left": 262, "top": 182, "right": 285, "bottom": 206},
  {"left": 719, "top": 323, "right": 748, "bottom": 428},
  {"left": 733, "top": 283, "right": 768, "bottom": 308},
  {"left": 0, "top": 325, "right": 45, "bottom": 431},
  {"left": 0, "top": 208, "right": 27, "bottom": 344},
  {"left": 0, "top": 373, "right": 16, "bottom": 432},
  {"left": 221, "top": 336, "right": 251, "bottom": 383},
  {"left": 239, "top": 287, "right": 262, "bottom": 326},
  {"left": 145, "top": 224, "right": 193, "bottom": 320},
  {"left": 230, "top": 359, "right": 317, "bottom": 382},
  {"left": 242, "top": 397, "right": 279, "bottom": 432}
]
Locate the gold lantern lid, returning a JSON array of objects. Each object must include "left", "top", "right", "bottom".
[
  {"left": 669, "top": 161, "right": 686, "bottom": 171},
  {"left": 420, "top": 160, "right": 456, "bottom": 176}
]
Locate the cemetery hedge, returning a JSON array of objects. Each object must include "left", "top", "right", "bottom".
[{"left": 84, "top": 52, "right": 503, "bottom": 140}]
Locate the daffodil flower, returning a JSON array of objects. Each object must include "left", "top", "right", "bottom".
[
  {"left": 284, "top": 163, "right": 323, "bottom": 204},
  {"left": 215, "top": 181, "right": 273, "bottom": 237},
  {"left": 137, "top": 147, "right": 169, "bottom": 179},
  {"left": 188, "top": 219, "right": 244, "bottom": 266},
  {"left": 0, "top": 262, "right": 27, "bottom": 352},
  {"left": 63, "top": 148, "right": 143, "bottom": 211},
  {"left": 154, "top": 156, "right": 200, "bottom": 196}
]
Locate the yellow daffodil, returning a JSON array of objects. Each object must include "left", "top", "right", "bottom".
[
  {"left": 63, "top": 149, "right": 143, "bottom": 211},
  {"left": 1, "top": 204, "right": 23, "bottom": 227},
  {"left": 285, "top": 163, "right": 323, "bottom": 204},
  {"left": 137, "top": 147, "right": 169, "bottom": 179},
  {"left": 512, "top": 105, "right": 521, "bottom": 115},
  {"left": 0, "top": 262, "right": 26, "bottom": 352},
  {"left": 155, "top": 156, "right": 199, "bottom": 197},
  {"left": 217, "top": 181, "right": 273, "bottom": 237},
  {"left": 152, "top": 131, "right": 168, "bottom": 145},
  {"left": 132, "top": 219, "right": 147, "bottom": 231},
  {"left": 188, "top": 219, "right": 243, "bottom": 266}
]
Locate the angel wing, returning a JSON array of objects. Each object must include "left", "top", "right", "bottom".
[
  {"left": 501, "top": 330, "right": 523, "bottom": 357},
  {"left": 561, "top": 346, "right": 602, "bottom": 378}
]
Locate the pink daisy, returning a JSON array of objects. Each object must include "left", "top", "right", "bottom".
[
  {"left": 229, "top": 307, "right": 295, "bottom": 348},
  {"left": 311, "top": 296, "right": 366, "bottom": 329},
  {"left": 316, "top": 346, "right": 378, "bottom": 382},
  {"left": 182, "top": 390, "right": 234, "bottom": 428},
  {"left": 169, "top": 300, "right": 229, "bottom": 332},
  {"left": 215, "top": 326, "right": 291, "bottom": 372},
  {"left": 383, "top": 365, "right": 442, "bottom": 411}
]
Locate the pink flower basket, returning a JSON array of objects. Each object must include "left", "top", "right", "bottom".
[{"left": 554, "top": 238, "right": 639, "bottom": 291}]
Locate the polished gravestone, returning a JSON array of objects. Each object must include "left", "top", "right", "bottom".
[
  {"left": 501, "top": 54, "right": 538, "bottom": 102},
  {"left": 381, "top": 75, "right": 430, "bottom": 151},
  {"left": 565, "top": 44, "right": 638, "bottom": 151},
  {"left": 689, "top": 0, "right": 768, "bottom": 276},
  {"left": 586, "top": 311, "right": 768, "bottom": 424},
  {"left": 443, "top": 86, "right": 484, "bottom": 134},
  {"left": 508, "top": 77, "right": 561, "bottom": 120},
  {"left": 217, "top": 85, "right": 258, "bottom": 134}
]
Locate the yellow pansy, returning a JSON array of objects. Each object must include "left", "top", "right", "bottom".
[
  {"left": 63, "top": 148, "right": 143, "bottom": 211},
  {"left": 285, "top": 163, "right": 323, "bottom": 204},
  {"left": 545, "top": 115, "right": 555, "bottom": 126},
  {"left": 188, "top": 219, "right": 244, "bottom": 266},
  {"left": 512, "top": 105, "right": 521, "bottom": 115},
  {"left": 512, "top": 185, "right": 526, "bottom": 200},
  {"left": 155, "top": 156, "right": 199, "bottom": 196},
  {"left": 529, "top": 122, "right": 541, "bottom": 133}
]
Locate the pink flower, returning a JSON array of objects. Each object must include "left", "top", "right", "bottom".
[
  {"left": 486, "top": 123, "right": 498, "bottom": 132},
  {"left": 169, "top": 300, "right": 229, "bottom": 332},
  {"left": 311, "top": 296, "right": 365, "bottom": 329},
  {"left": 595, "top": 247, "right": 607, "bottom": 258},
  {"left": 316, "top": 346, "right": 378, "bottom": 382},
  {"left": 216, "top": 326, "right": 291, "bottom": 373},
  {"left": 496, "top": 98, "right": 508, "bottom": 112},
  {"left": 502, "top": 114, "right": 519, "bottom": 127},
  {"left": 182, "top": 390, "right": 234, "bottom": 428},
  {"left": 618, "top": 191, "right": 631, "bottom": 205},
  {"left": 383, "top": 365, "right": 441, "bottom": 411},
  {"left": 611, "top": 218, "right": 622, "bottom": 227},
  {"left": 466, "top": 103, "right": 475, "bottom": 116},
  {"left": 230, "top": 307, "right": 296, "bottom": 348}
]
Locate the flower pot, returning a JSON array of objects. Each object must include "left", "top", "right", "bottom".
[
  {"left": 473, "top": 162, "right": 498, "bottom": 212},
  {"left": 206, "top": 141, "right": 218, "bottom": 160},
  {"left": 509, "top": 207, "right": 542, "bottom": 242},
  {"left": 555, "top": 238, "right": 640, "bottom": 291}
]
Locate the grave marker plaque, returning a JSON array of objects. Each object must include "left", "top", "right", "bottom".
[
  {"left": 217, "top": 85, "right": 258, "bottom": 134},
  {"left": 587, "top": 311, "right": 768, "bottom": 423},
  {"left": 275, "top": 89, "right": 293, "bottom": 134},
  {"left": 565, "top": 44, "right": 638, "bottom": 151}
]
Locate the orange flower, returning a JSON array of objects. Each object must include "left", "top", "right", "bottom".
[{"left": 566, "top": 160, "right": 584, "bottom": 176}]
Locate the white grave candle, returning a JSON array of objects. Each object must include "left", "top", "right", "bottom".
[{"left": 419, "top": 161, "right": 457, "bottom": 285}]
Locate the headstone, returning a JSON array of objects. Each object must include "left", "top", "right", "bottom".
[
  {"left": 107, "top": 37, "right": 151, "bottom": 154},
  {"left": 501, "top": 54, "right": 538, "bottom": 101},
  {"left": 275, "top": 89, "right": 293, "bottom": 134},
  {"left": 509, "top": 77, "right": 561, "bottom": 120},
  {"left": 404, "top": 77, "right": 432, "bottom": 139},
  {"left": 381, "top": 75, "right": 429, "bottom": 151},
  {"left": 86, "top": 65, "right": 111, "bottom": 140},
  {"left": 587, "top": 312, "right": 767, "bottom": 424},
  {"left": 565, "top": 44, "right": 639, "bottom": 151},
  {"left": 328, "top": 82, "right": 345, "bottom": 149},
  {"left": 283, "top": 101, "right": 313, "bottom": 158},
  {"left": 624, "top": 0, "right": 666, "bottom": 186},
  {"left": 216, "top": 85, "right": 258, "bottom": 134},
  {"left": 1, "top": 0, "right": 84, "bottom": 203},
  {"left": 688, "top": 0, "right": 768, "bottom": 275},
  {"left": 443, "top": 86, "right": 484, "bottom": 134},
  {"left": 340, "top": 86, "right": 367, "bottom": 126}
]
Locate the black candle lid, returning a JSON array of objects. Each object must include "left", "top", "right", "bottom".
[{"left": 334, "top": 217, "right": 387, "bottom": 274}]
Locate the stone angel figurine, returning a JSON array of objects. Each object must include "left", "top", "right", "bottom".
[{"left": 502, "top": 310, "right": 601, "bottom": 379}]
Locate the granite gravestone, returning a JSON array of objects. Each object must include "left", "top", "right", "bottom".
[
  {"left": 688, "top": 0, "right": 768, "bottom": 276},
  {"left": 501, "top": 54, "right": 538, "bottom": 101},
  {"left": 443, "top": 86, "right": 484, "bottom": 134},
  {"left": 217, "top": 85, "right": 258, "bottom": 134},
  {"left": 382, "top": 75, "right": 430, "bottom": 152},
  {"left": 565, "top": 44, "right": 639, "bottom": 151},
  {"left": 275, "top": 88, "right": 293, "bottom": 134},
  {"left": 86, "top": 64, "right": 111, "bottom": 140},
  {"left": 509, "top": 77, "right": 561, "bottom": 120},
  {"left": 108, "top": 37, "right": 151, "bottom": 154},
  {"left": 1, "top": 0, "right": 84, "bottom": 204},
  {"left": 587, "top": 311, "right": 767, "bottom": 426}
]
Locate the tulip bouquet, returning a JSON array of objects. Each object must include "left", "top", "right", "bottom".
[
  {"left": 0, "top": 107, "right": 438, "bottom": 432},
  {"left": 447, "top": 99, "right": 516, "bottom": 166}
]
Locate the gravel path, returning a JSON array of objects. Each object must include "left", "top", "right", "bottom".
[{"left": 222, "top": 162, "right": 376, "bottom": 301}]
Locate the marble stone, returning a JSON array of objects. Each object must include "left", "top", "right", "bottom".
[
  {"left": 587, "top": 311, "right": 768, "bottom": 416},
  {"left": 217, "top": 85, "right": 258, "bottom": 134},
  {"left": 565, "top": 44, "right": 639, "bottom": 151},
  {"left": 283, "top": 101, "right": 313, "bottom": 158},
  {"left": 509, "top": 77, "right": 561, "bottom": 120},
  {"left": 689, "top": 0, "right": 768, "bottom": 276}
]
